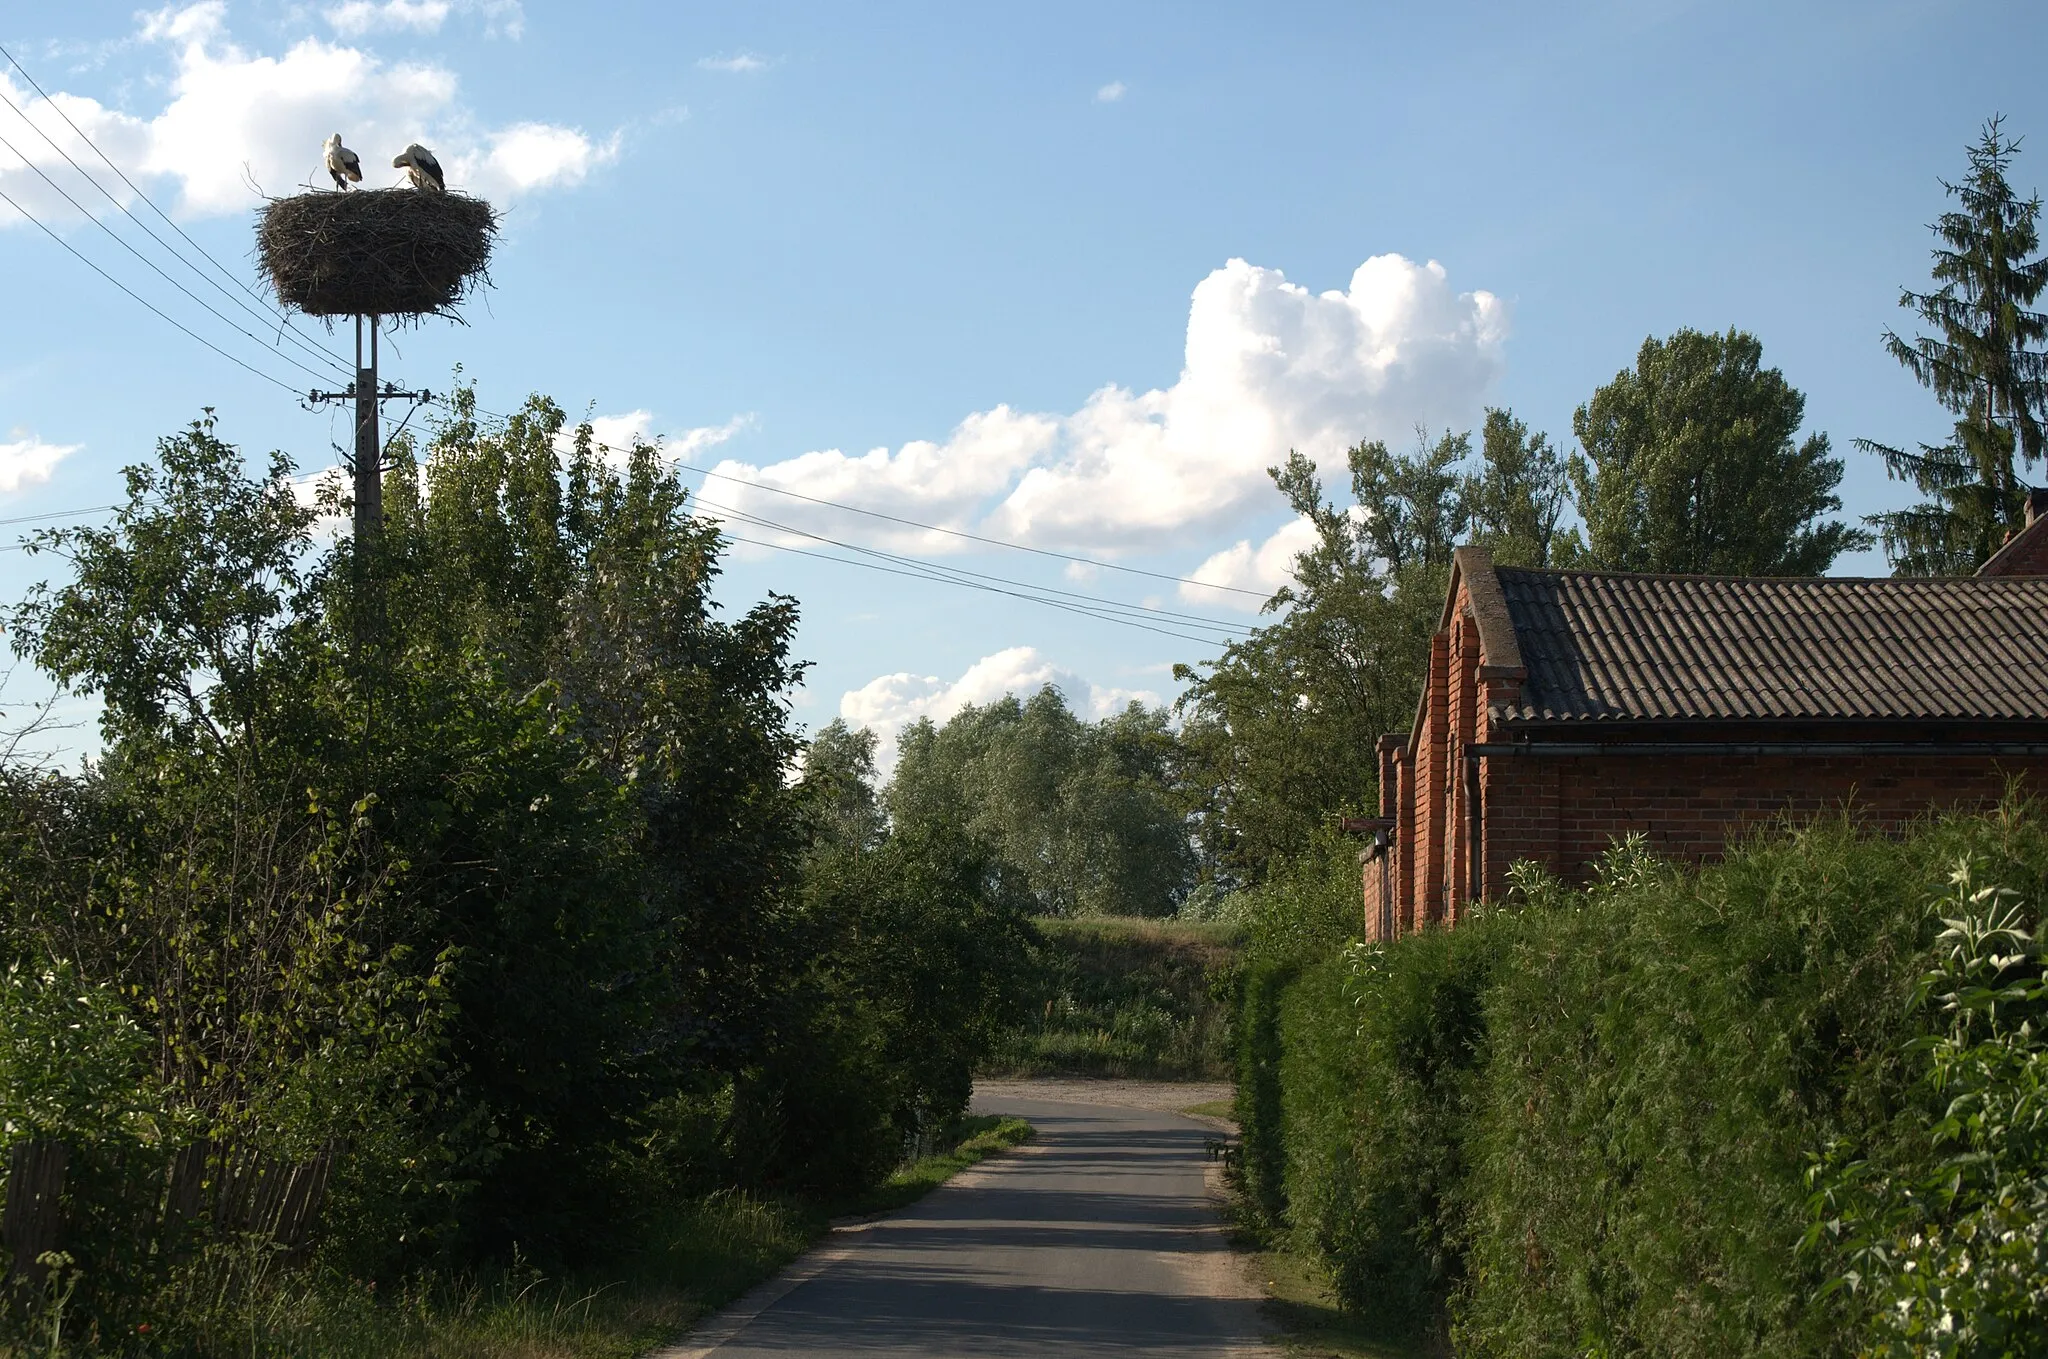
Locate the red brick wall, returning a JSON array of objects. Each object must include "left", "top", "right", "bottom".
[
  {"left": 1366, "top": 564, "right": 2048, "bottom": 937},
  {"left": 1980, "top": 517, "right": 2048, "bottom": 576},
  {"left": 1477, "top": 753, "right": 2048, "bottom": 895}
]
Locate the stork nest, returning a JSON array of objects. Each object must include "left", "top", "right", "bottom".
[{"left": 258, "top": 188, "right": 496, "bottom": 321}]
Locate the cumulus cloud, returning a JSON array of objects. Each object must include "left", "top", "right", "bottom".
[
  {"left": 840, "top": 646, "right": 1160, "bottom": 773},
  {"left": 1095, "top": 81, "right": 1126, "bottom": 103},
  {"left": 701, "top": 254, "right": 1504, "bottom": 555},
  {"left": 0, "top": 3, "right": 608, "bottom": 225},
  {"left": 554, "top": 410, "right": 753, "bottom": 470},
  {"left": 698, "top": 53, "right": 770, "bottom": 73},
  {"left": 704, "top": 406, "right": 1061, "bottom": 554},
  {"left": 0, "top": 435, "right": 78, "bottom": 494},
  {"left": 1179, "top": 515, "right": 1320, "bottom": 610}
]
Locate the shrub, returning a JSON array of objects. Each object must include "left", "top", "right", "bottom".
[
  {"left": 1281, "top": 926, "right": 1496, "bottom": 1343},
  {"left": 1804, "top": 861, "right": 2048, "bottom": 1358},
  {"left": 1241, "top": 804, "right": 2048, "bottom": 1356},
  {"left": 1236, "top": 958, "right": 1296, "bottom": 1227}
]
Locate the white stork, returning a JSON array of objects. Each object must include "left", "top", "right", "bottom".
[
  {"left": 392, "top": 143, "right": 445, "bottom": 193},
  {"left": 323, "top": 133, "right": 362, "bottom": 190}
]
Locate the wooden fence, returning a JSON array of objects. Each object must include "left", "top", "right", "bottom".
[{"left": 1, "top": 1136, "right": 338, "bottom": 1287}]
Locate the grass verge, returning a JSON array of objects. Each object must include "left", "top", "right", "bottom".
[
  {"left": 831, "top": 1115, "right": 1035, "bottom": 1220},
  {"left": 1250, "top": 1246, "right": 1426, "bottom": 1359},
  {"left": 92, "top": 1119, "right": 1035, "bottom": 1359}
]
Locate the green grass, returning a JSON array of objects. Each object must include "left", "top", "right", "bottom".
[
  {"left": 75, "top": 1191, "right": 817, "bottom": 1359},
  {"left": 1252, "top": 1246, "right": 1427, "bottom": 1359},
  {"left": 985, "top": 916, "right": 1242, "bottom": 1080},
  {"left": 1179, "top": 1099, "right": 1234, "bottom": 1121},
  {"left": 831, "top": 1115, "right": 1036, "bottom": 1220},
  {"left": 32, "top": 1121, "right": 1035, "bottom": 1359}
]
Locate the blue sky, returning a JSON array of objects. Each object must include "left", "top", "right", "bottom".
[{"left": 2, "top": 0, "right": 2045, "bottom": 763}]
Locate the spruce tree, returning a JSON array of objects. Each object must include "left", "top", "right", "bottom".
[{"left": 1863, "top": 116, "right": 2048, "bottom": 574}]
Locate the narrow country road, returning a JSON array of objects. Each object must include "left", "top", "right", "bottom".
[{"left": 660, "top": 1082, "right": 1269, "bottom": 1358}]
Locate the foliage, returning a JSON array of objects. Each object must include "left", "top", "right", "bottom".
[
  {"left": 984, "top": 916, "right": 1240, "bottom": 1080},
  {"left": 1276, "top": 927, "right": 1495, "bottom": 1345},
  {"left": 1863, "top": 118, "right": 2048, "bottom": 574},
  {"left": 798, "top": 719, "right": 885, "bottom": 855},
  {"left": 1804, "top": 862, "right": 2048, "bottom": 1357},
  {"left": 0, "top": 391, "right": 1041, "bottom": 1347},
  {"left": 1567, "top": 327, "right": 1871, "bottom": 575},
  {"left": 0, "top": 962, "right": 159, "bottom": 1149},
  {"left": 887, "top": 686, "right": 1194, "bottom": 917},
  {"left": 772, "top": 822, "right": 1041, "bottom": 1193},
  {"left": 1234, "top": 805, "right": 2048, "bottom": 1356},
  {"left": 1176, "top": 414, "right": 1567, "bottom": 885},
  {"left": 1236, "top": 958, "right": 1297, "bottom": 1229}
]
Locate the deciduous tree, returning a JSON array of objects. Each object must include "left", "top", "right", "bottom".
[{"left": 1569, "top": 328, "right": 1868, "bottom": 575}]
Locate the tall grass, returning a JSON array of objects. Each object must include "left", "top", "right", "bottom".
[
  {"left": 3, "top": 1191, "right": 814, "bottom": 1359},
  {"left": 985, "top": 917, "right": 1240, "bottom": 1079},
  {"left": 1, "top": 1115, "right": 1039, "bottom": 1359}
]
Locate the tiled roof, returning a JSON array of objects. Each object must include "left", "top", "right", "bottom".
[{"left": 1492, "top": 569, "right": 2048, "bottom": 724}]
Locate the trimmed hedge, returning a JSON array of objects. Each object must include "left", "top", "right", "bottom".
[
  {"left": 1238, "top": 807, "right": 2048, "bottom": 1356},
  {"left": 1235, "top": 959, "right": 1295, "bottom": 1226}
]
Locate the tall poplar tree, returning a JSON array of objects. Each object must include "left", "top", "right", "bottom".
[
  {"left": 1569, "top": 328, "right": 1867, "bottom": 575},
  {"left": 1863, "top": 117, "right": 2048, "bottom": 574}
]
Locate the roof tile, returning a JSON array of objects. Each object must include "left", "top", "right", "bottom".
[{"left": 1494, "top": 570, "right": 2048, "bottom": 724}]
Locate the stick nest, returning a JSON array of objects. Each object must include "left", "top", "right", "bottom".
[{"left": 258, "top": 189, "right": 497, "bottom": 320}]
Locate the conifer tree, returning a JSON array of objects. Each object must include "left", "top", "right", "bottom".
[{"left": 1863, "top": 117, "right": 2048, "bottom": 574}]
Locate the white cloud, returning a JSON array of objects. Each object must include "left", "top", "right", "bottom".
[
  {"left": 450, "top": 122, "right": 620, "bottom": 196},
  {"left": 1095, "top": 81, "right": 1126, "bottom": 103},
  {"left": 0, "top": 435, "right": 78, "bottom": 494},
  {"left": 323, "top": 0, "right": 522, "bottom": 37},
  {"left": 0, "top": 4, "right": 606, "bottom": 225},
  {"left": 703, "top": 254, "right": 1505, "bottom": 556},
  {"left": 840, "top": 646, "right": 1160, "bottom": 773},
  {"left": 698, "top": 53, "right": 770, "bottom": 74},
  {"left": 555, "top": 409, "right": 753, "bottom": 472},
  {"left": 704, "top": 406, "right": 1061, "bottom": 554},
  {"left": 1180, "top": 515, "right": 1320, "bottom": 610},
  {"left": 323, "top": 0, "right": 450, "bottom": 35}
]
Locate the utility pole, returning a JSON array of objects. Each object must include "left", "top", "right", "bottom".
[
  {"left": 307, "top": 314, "right": 431, "bottom": 590},
  {"left": 354, "top": 313, "right": 382, "bottom": 547}
]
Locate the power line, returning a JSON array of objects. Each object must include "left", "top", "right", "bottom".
[
  {"left": 0, "top": 184, "right": 305, "bottom": 397},
  {"left": 427, "top": 393, "right": 1277, "bottom": 610},
  {"left": 0, "top": 42, "right": 352, "bottom": 379},
  {"left": 671, "top": 458, "right": 1271, "bottom": 598},
  {"left": 0, "top": 125, "right": 345, "bottom": 389},
  {"left": 713, "top": 528, "right": 1234, "bottom": 647},
  {"left": 693, "top": 493, "right": 1257, "bottom": 637},
  {"left": 0, "top": 86, "right": 352, "bottom": 380}
]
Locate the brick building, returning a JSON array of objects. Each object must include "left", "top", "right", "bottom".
[{"left": 1361, "top": 505, "right": 2048, "bottom": 941}]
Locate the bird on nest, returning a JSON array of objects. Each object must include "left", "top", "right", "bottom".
[
  {"left": 393, "top": 143, "right": 445, "bottom": 192},
  {"left": 323, "top": 134, "right": 362, "bottom": 190}
]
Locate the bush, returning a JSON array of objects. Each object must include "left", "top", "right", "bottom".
[
  {"left": 1239, "top": 805, "right": 2048, "bottom": 1356},
  {"left": 1280, "top": 926, "right": 1496, "bottom": 1344},
  {"left": 1236, "top": 958, "right": 1296, "bottom": 1227}
]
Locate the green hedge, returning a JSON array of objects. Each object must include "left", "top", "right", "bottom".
[
  {"left": 1235, "top": 959, "right": 1295, "bottom": 1226},
  {"left": 1238, "top": 808, "right": 2048, "bottom": 1356}
]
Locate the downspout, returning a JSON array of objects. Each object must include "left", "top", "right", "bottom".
[{"left": 1464, "top": 747, "right": 1482, "bottom": 906}]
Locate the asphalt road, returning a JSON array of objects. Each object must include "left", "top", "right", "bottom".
[{"left": 661, "top": 1088, "right": 1268, "bottom": 1358}]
